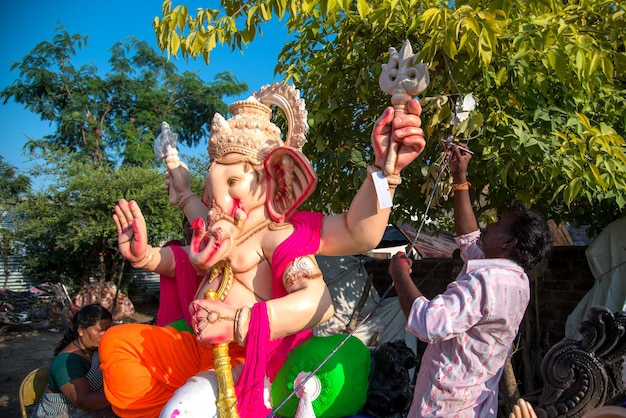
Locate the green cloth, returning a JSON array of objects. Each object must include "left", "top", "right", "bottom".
[
  {"left": 167, "top": 318, "right": 194, "bottom": 333},
  {"left": 48, "top": 352, "right": 91, "bottom": 392},
  {"left": 272, "top": 335, "right": 371, "bottom": 417}
]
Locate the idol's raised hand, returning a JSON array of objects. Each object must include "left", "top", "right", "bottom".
[
  {"left": 372, "top": 98, "right": 425, "bottom": 174},
  {"left": 164, "top": 155, "right": 192, "bottom": 206},
  {"left": 112, "top": 199, "right": 148, "bottom": 265}
]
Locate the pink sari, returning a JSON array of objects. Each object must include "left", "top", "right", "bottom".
[
  {"left": 234, "top": 211, "right": 324, "bottom": 416},
  {"left": 156, "top": 245, "right": 202, "bottom": 328}
]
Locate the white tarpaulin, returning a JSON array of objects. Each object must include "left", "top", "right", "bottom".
[
  {"left": 313, "top": 255, "right": 417, "bottom": 355},
  {"left": 565, "top": 217, "right": 626, "bottom": 339}
]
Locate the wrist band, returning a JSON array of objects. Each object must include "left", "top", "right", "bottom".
[
  {"left": 386, "top": 173, "right": 402, "bottom": 189},
  {"left": 366, "top": 164, "right": 383, "bottom": 180},
  {"left": 177, "top": 192, "right": 197, "bottom": 211},
  {"left": 234, "top": 306, "right": 251, "bottom": 347},
  {"left": 366, "top": 164, "right": 402, "bottom": 188},
  {"left": 131, "top": 245, "right": 154, "bottom": 269},
  {"left": 451, "top": 181, "right": 471, "bottom": 193}
]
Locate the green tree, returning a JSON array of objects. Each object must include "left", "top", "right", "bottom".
[
  {"left": 0, "top": 27, "right": 221, "bottom": 293},
  {"left": 13, "top": 150, "right": 205, "bottom": 291},
  {"left": 1, "top": 27, "right": 248, "bottom": 167},
  {"left": 0, "top": 156, "right": 32, "bottom": 288},
  {"left": 0, "top": 156, "right": 31, "bottom": 205},
  {"left": 154, "top": 0, "right": 626, "bottom": 233}
]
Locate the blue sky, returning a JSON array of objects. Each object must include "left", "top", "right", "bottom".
[{"left": 1, "top": 0, "right": 288, "bottom": 188}]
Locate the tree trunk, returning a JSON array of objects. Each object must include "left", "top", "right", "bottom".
[{"left": 499, "top": 357, "right": 521, "bottom": 417}]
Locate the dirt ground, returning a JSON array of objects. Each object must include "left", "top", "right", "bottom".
[{"left": 0, "top": 303, "right": 157, "bottom": 417}]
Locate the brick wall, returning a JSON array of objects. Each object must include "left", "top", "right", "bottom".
[
  {"left": 533, "top": 246, "right": 596, "bottom": 336},
  {"left": 364, "top": 246, "right": 594, "bottom": 342}
]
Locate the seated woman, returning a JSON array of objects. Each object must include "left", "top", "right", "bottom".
[{"left": 33, "top": 303, "right": 116, "bottom": 418}]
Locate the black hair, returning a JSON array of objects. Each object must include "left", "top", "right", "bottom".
[
  {"left": 506, "top": 201, "right": 553, "bottom": 271},
  {"left": 54, "top": 303, "right": 113, "bottom": 356}
]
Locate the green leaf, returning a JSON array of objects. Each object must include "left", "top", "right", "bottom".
[
  {"left": 549, "top": 50, "right": 567, "bottom": 81},
  {"left": 420, "top": 8, "right": 440, "bottom": 31},
  {"left": 577, "top": 34, "right": 595, "bottom": 51},
  {"left": 443, "top": 30, "right": 458, "bottom": 58},
  {"left": 564, "top": 177, "right": 583, "bottom": 208},
  {"left": 260, "top": 3, "right": 270, "bottom": 20},
  {"left": 171, "top": 32, "right": 181, "bottom": 55},
  {"left": 356, "top": 0, "right": 369, "bottom": 19},
  {"left": 587, "top": 52, "right": 601, "bottom": 77},
  {"left": 575, "top": 49, "right": 585, "bottom": 75},
  {"left": 601, "top": 56, "right": 614, "bottom": 82},
  {"left": 463, "top": 15, "right": 480, "bottom": 35},
  {"left": 588, "top": 163, "right": 607, "bottom": 187},
  {"left": 494, "top": 67, "right": 507, "bottom": 86}
]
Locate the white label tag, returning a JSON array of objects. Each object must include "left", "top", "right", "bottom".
[{"left": 372, "top": 170, "right": 392, "bottom": 209}]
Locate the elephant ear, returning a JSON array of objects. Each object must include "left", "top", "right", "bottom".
[{"left": 265, "top": 147, "right": 317, "bottom": 223}]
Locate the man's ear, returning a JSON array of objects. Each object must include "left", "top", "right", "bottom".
[
  {"left": 503, "top": 236, "right": 518, "bottom": 250},
  {"left": 264, "top": 147, "right": 317, "bottom": 223}
]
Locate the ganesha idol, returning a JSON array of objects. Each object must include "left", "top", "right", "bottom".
[{"left": 101, "top": 82, "right": 426, "bottom": 417}]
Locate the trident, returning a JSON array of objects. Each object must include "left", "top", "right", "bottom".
[{"left": 379, "top": 40, "right": 430, "bottom": 176}]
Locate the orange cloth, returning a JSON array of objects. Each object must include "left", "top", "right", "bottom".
[{"left": 99, "top": 324, "right": 245, "bottom": 418}]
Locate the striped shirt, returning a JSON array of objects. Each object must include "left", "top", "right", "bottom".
[{"left": 407, "top": 230, "right": 529, "bottom": 417}]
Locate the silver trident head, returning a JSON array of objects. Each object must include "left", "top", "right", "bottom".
[
  {"left": 378, "top": 40, "right": 430, "bottom": 176},
  {"left": 154, "top": 121, "right": 179, "bottom": 160}
]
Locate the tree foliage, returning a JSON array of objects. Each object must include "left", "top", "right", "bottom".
[
  {"left": 0, "top": 27, "right": 222, "bottom": 287},
  {"left": 0, "top": 156, "right": 31, "bottom": 206},
  {"left": 1, "top": 26, "right": 247, "bottom": 167},
  {"left": 155, "top": 0, "right": 626, "bottom": 233},
  {"left": 13, "top": 151, "right": 204, "bottom": 286}
]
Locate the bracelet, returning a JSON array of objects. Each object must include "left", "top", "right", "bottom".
[
  {"left": 177, "top": 192, "right": 197, "bottom": 211},
  {"left": 366, "top": 164, "right": 402, "bottom": 189},
  {"left": 131, "top": 245, "right": 154, "bottom": 269},
  {"left": 451, "top": 182, "right": 472, "bottom": 193},
  {"left": 234, "top": 306, "right": 251, "bottom": 347},
  {"left": 386, "top": 173, "right": 402, "bottom": 189},
  {"left": 366, "top": 164, "right": 383, "bottom": 180}
]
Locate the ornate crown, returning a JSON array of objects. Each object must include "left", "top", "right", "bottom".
[{"left": 208, "top": 83, "right": 309, "bottom": 166}]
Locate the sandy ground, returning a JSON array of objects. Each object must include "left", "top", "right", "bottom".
[{"left": 0, "top": 304, "right": 157, "bottom": 417}]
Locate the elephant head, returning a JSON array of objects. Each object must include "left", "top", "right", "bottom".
[{"left": 189, "top": 83, "right": 317, "bottom": 270}]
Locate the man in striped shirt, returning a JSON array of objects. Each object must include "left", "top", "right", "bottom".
[{"left": 389, "top": 144, "right": 552, "bottom": 417}]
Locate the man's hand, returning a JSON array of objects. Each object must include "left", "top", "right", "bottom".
[
  {"left": 389, "top": 251, "right": 413, "bottom": 279},
  {"left": 388, "top": 251, "right": 421, "bottom": 319},
  {"left": 449, "top": 143, "right": 472, "bottom": 183}
]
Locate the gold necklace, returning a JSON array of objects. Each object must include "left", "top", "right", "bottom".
[{"left": 234, "top": 219, "right": 272, "bottom": 246}]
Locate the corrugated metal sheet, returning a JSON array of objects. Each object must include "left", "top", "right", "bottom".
[
  {"left": 125, "top": 269, "right": 161, "bottom": 303},
  {"left": 0, "top": 256, "right": 31, "bottom": 290}
]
